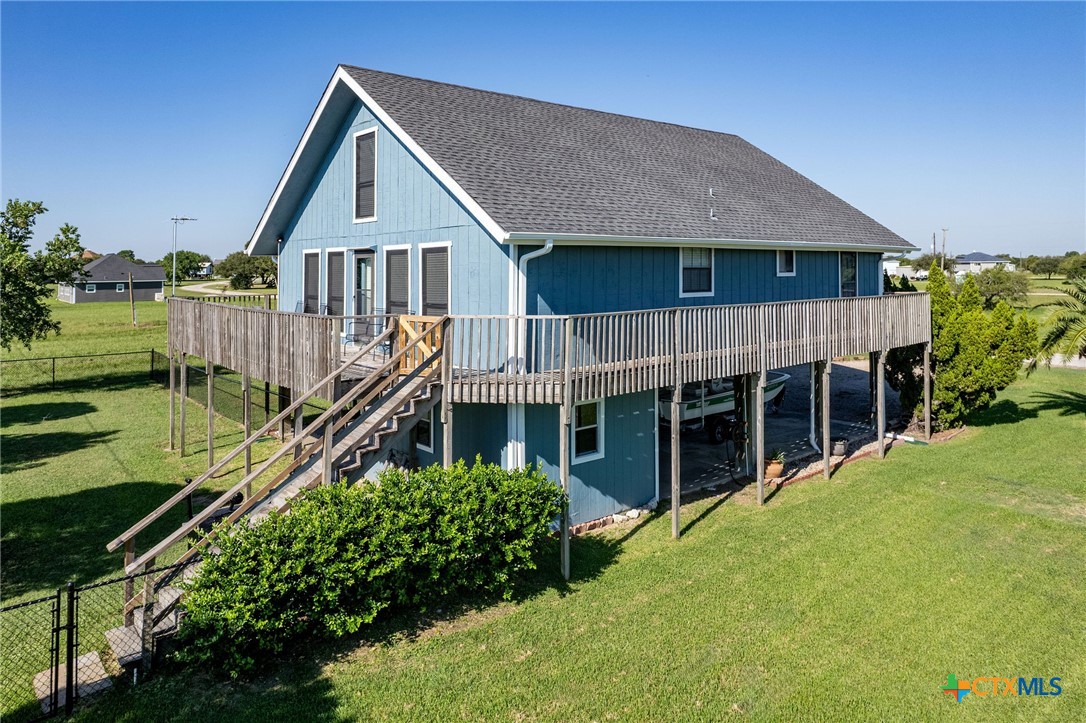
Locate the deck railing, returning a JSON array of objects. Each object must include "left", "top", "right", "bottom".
[{"left": 168, "top": 293, "right": 931, "bottom": 405}]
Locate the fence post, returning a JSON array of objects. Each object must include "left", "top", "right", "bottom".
[
  {"left": 149, "top": 348, "right": 155, "bottom": 380},
  {"left": 64, "top": 581, "right": 75, "bottom": 716},
  {"left": 49, "top": 586, "right": 62, "bottom": 716},
  {"left": 52, "top": 357, "right": 57, "bottom": 389}
]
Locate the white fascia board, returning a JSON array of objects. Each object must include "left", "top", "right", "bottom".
[
  {"left": 504, "top": 232, "right": 915, "bottom": 254},
  {"left": 246, "top": 72, "right": 343, "bottom": 256},
  {"left": 336, "top": 68, "right": 507, "bottom": 244}
]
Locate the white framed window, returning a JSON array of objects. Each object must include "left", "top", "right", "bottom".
[
  {"left": 572, "top": 399, "right": 604, "bottom": 464},
  {"left": 679, "top": 247, "right": 713, "bottom": 297},
  {"left": 776, "top": 250, "right": 796, "bottom": 277},
  {"left": 353, "top": 127, "right": 377, "bottom": 223},
  {"left": 416, "top": 408, "right": 433, "bottom": 453},
  {"left": 116, "top": 283, "right": 126, "bottom": 292},
  {"left": 86, "top": 284, "right": 96, "bottom": 293}
]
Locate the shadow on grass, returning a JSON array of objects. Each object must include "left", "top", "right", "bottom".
[
  {"left": 1, "top": 401, "right": 97, "bottom": 428},
  {"left": 0, "top": 430, "right": 120, "bottom": 473},
  {"left": 966, "top": 399, "right": 1039, "bottom": 428},
  {"left": 1027, "top": 390, "right": 1086, "bottom": 418},
  {"left": 0, "top": 481, "right": 196, "bottom": 600},
  {"left": 0, "top": 374, "right": 161, "bottom": 400}
]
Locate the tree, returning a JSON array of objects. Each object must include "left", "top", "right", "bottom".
[
  {"left": 1059, "top": 254, "right": 1086, "bottom": 280},
  {"left": 160, "top": 250, "right": 210, "bottom": 283},
  {"left": 1032, "top": 257, "right": 1061, "bottom": 279},
  {"left": 885, "top": 263, "right": 1037, "bottom": 431},
  {"left": 910, "top": 252, "right": 954, "bottom": 271},
  {"left": 1028, "top": 277, "right": 1086, "bottom": 373},
  {"left": 251, "top": 255, "right": 277, "bottom": 287},
  {"left": 974, "top": 267, "right": 1030, "bottom": 309},
  {"left": 216, "top": 251, "right": 277, "bottom": 289},
  {"left": 117, "top": 249, "right": 146, "bottom": 264},
  {"left": 0, "top": 199, "right": 86, "bottom": 350}
]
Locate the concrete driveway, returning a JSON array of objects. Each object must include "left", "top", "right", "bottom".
[{"left": 659, "top": 360, "right": 901, "bottom": 497}]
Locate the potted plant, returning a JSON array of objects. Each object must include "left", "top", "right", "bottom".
[
  {"left": 765, "top": 449, "right": 785, "bottom": 479},
  {"left": 831, "top": 439, "right": 849, "bottom": 457}
]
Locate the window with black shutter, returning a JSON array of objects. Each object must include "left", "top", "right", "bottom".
[
  {"left": 355, "top": 130, "right": 376, "bottom": 221},
  {"left": 303, "top": 253, "right": 320, "bottom": 314},
  {"left": 326, "top": 251, "right": 345, "bottom": 315},
  {"left": 421, "top": 246, "right": 449, "bottom": 316},
  {"left": 386, "top": 249, "right": 409, "bottom": 315},
  {"left": 681, "top": 247, "right": 713, "bottom": 296}
]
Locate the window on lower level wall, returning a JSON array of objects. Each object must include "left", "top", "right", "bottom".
[
  {"left": 116, "top": 283, "right": 126, "bottom": 292},
  {"left": 572, "top": 399, "right": 604, "bottom": 463},
  {"left": 776, "top": 250, "right": 796, "bottom": 276},
  {"left": 86, "top": 284, "right": 96, "bottom": 293},
  {"left": 680, "top": 248, "right": 713, "bottom": 296},
  {"left": 416, "top": 408, "right": 433, "bottom": 453}
]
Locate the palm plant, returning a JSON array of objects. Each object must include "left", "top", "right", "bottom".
[{"left": 1028, "top": 277, "right": 1086, "bottom": 374}]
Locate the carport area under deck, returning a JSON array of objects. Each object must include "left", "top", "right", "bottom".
[{"left": 658, "top": 359, "right": 902, "bottom": 498}]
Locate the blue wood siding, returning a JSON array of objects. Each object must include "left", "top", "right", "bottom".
[
  {"left": 525, "top": 247, "right": 884, "bottom": 315},
  {"left": 523, "top": 391, "right": 657, "bottom": 524},
  {"left": 278, "top": 99, "right": 511, "bottom": 317}
]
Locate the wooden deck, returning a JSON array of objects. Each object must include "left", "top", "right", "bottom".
[{"left": 167, "top": 293, "right": 931, "bottom": 405}]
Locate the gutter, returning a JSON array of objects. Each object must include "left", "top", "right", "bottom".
[{"left": 505, "top": 232, "right": 914, "bottom": 254}]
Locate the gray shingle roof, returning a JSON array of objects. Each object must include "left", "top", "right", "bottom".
[
  {"left": 343, "top": 66, "right": 911, "bottom": 249},
  {"left": 82, "top": 254, "right": 166, "bottom": 282},
  {"left": 955, "top": 252, "right": 1007, "bottom": 263}
]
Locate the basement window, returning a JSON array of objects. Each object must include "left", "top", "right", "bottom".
[
  {"left": 776, "top": 250, "right": 796, "bottom": 277},
  {"left": 572, "top": 399, "right": 604, "bottom": 464},
  {"left": 680, "top": 248, "right": 713, "bottom": 297},
  {"left": 354, "top": 128, "right": 377, "bottom": 222}
]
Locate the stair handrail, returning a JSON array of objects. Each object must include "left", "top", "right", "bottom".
[
  {"left": 122, "top": 316, "right": 449, "bottom": 574},
  {"left": 106, "top": 327, "right": 395, "bottom": 554}
]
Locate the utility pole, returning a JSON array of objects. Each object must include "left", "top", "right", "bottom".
[
  {"left": 170, "top": 216, "right": 197, "bottom": 296},
  {"left": 941, "top": 228, "right": 949, "bottom": 271}
]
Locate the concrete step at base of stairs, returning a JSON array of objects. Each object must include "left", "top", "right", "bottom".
[{"left": 32, "top": 651, "right": 112, "bottom": 713}]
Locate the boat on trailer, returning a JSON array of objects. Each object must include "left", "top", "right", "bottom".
[{"left": 659, "top": 371, "right": 790, "bottom": 443}]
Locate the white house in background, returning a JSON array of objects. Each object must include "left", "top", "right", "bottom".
[
  {"left": 882, "top": 256, "right": 905, "bottom": 276},
  {"left": 954, "top": 252, "right": 1016, "bottom": 274}
]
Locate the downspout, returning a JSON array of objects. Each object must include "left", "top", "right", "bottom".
[{"left": 507, "top": 238, "right": 554, "bottom": 469}]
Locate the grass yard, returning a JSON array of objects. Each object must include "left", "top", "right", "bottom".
[
  {"left": 1, "top": 296, "right": 169, "bottom": 360},
  {"left": 80, "top": 368, "right": 1086, "bottom": 721}
]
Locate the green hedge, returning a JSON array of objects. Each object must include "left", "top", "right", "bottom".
[{"left": 176, "top": 459, "right": 564, "bottom": 676}]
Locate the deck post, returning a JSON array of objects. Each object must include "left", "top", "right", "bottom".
[
  {"left": 206, "top": 362, "right": 215, "bottom": 470},
  {"left": 278, "top": 386, "right": 290, "bottom": 439},
  {"left": 755, "top": 367, "right": 766, "bottom": 505},
  {"left": 923, "top": 343, "right": 932, "bottom": 442},
  {"left": 822, "top": 359, "right": 832, "bottom": 479},
  {"left": 179, "top": 353, "right": 187, "bottom": 457},
  {"left": 168, "top": 344, "right": 176, "bottom": 450},
  {"left": 559, "top": 317, "right": 574, "bottom": 579},
  {"left": 868, "top": 351, "right": 878, "bottom": 427},
  {"left": 873, "top": 347, "right": 881, "bottom": 455},
  {"left": 731, "top": 375, "right": 744, "bottom": 474},
  {"left": 264, "top": 381, "right": 270, "bottom": 426},
  {"left": 293, "top": 397, "right": 304, "bottom": 459},
  {"left": 670, "top": 311, "right": 682, "bottom": 539},
  {"left": 242, "top": 373, "right": 252, "bottom": 477},
  {"left": 441, "top": 319, "right": 454, "bottom": 467}
]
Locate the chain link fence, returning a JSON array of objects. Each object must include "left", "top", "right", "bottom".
[
  {"left": 0, "top": 351, "right": 165, "bottom": 397},
  {"left": 0, "top": 559, "right": 199, "bottom": 721}
]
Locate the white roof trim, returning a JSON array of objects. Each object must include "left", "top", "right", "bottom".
[
  {"left": 247, "top": 67, "right": 507, "bottom": 255},
  {"left": 504, "top": 231, "right": 914, "bottom": 254}
]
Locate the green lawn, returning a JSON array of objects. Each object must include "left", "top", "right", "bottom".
[{"left": 80, "top": 368, "right": 1085, "bottom": 721}]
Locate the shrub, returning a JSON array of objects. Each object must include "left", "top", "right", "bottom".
[
  {"left": 228, "top": 272, "right": 254, "bottom": 290},
  {"left": 886, "top": 264, "right": 1037, "bottom": 430},
  {"left": 176, "top": 459, "right": 563, "bottom": 676}
]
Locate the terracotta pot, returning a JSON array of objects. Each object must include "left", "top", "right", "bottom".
[{"left": 765, "top": 461, "right": 785, "bottom": 478}]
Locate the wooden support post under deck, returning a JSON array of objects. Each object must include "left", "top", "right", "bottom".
[
  {"left": 167, "top": 345, "right": 175, "bottom": 451},
  {"left": 293, "top": 399, "right": 304, "bottom": 459},
  {"left": 868, "top": 351, "right": 878, "bottom": 427},
  {"left": 559, "top": 318, "right": 573, "bottom": 579},
  {"left": 179, "top": 353, "right": 187, "bottom": 457},
  {"left": 206, "top": 362, "right": 215, "bottom": 470},
  {"left": 755, "top": 368, "right": 766, "bottom": 505},
  {"left": 923, "top": 343, "right": 932, "bottom": 442},
  {"left": 123, "top": 540, "right": 135, "bottom": 626},
  {"left": 670, "top": 312, "right": 682, "bottom": 539},
  {"left": 278, "top": 386, "right": 290, "bottom": 439},
  {"left": 242, "top": 373, "right": 252, "bottom": 478},
  {"left": 264, "top": 381, "right": 271, "bottom": 426},
  {"left": 876, "top": 350, "right": 888, "bottom": 459},
  {"left": 822, "top": 359, "right": 832, "bottom": 479}
]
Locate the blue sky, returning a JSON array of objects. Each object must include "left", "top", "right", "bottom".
[{"left": 3, "top": 2, "right": 1084, "bottom": 260}]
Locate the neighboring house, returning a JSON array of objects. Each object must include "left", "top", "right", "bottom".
[
  {"left": 882, "top": 256, "right": 909, "bottom": 277},
  {"left": 58, "top": 254, "right": 166, "bottom": 303},
  {"left": 235, "top": 66, "right": 919, "bottom": 527},
  {"left": 194, "top": 261, "right": 214, "bottom": 278},
  {"left": 954, "top": 252, "right": 1016, "bottom": 274}
]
